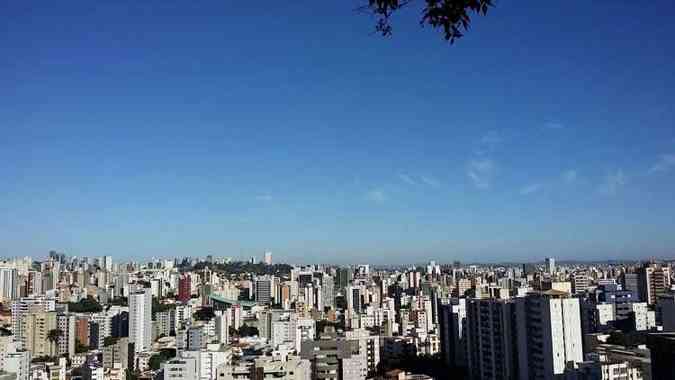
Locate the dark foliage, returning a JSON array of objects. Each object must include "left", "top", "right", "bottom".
[
  {"left": 316, "top": 319, "right": 345, "bottom": 335},
  {"left": 194, "top": 307, "right": 215, "bottom": 321},
  {"left": 188, "top": 261, "right": 292, "bottom": 276},
  {"left": 366, "top": 0, "right": 493, "bottom": 43},
  {"left": 607, "top": 330, "right": 648, "bottom": 347},
  {"left": 108, "top": 297, "right": 128, "bottom": 307},
  {"left": 125, "top": 369, "right": 138, "bottom": 380},
  {"left": 31, "top": 356, "right": 59, "bottom": 363},
  {"left": 104, "top": 336, "right": 119, "bottom": 347},
  {"left": 75, "top": 341, "right": 89, "bottom": 353},
  {"left": 149, "top": 348, "right": 176, "bottom": 370},
  {"left": 377, "top": 353, "right": 463, "bottom": 379},
  {"left": 238, "top": 325, "right": 259, "bottom": 337},
  {"left": 152, "top": 297, "right": 176, "bottom": 318},
  {"left": 68, "top": 296, "right": 103, "bottom": 313}
]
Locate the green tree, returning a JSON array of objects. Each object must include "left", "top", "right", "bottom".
[
  {"left": 364, "top": 0, "right": 493, "bottom": 43},
  {"left": 75, "top": 340, "right": 89, "bottom": 353},
  {"left": 68, "top": 296, "right": 103, "bottom": 313},
  {"left": 238, "top": 325, "right": 259, "bottom": 337},
  {"left": 47, "top": 329, "right": 63, "bottom": 357},
  {"left": 194, "top": 307, "right": 215, "bottom": 321}
]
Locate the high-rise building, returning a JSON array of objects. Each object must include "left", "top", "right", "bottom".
[
  {"left": 462, "top": 291, "right": 583, "bottom": 380},
  {"left": 178, "top": 274, "right": 191, "bottom": 303},
  {"left": 647, "top": 332, "right": 675, "bottom": 379},
  {"left": 75, "top": 316, "right": 90, "bottom": 348},
  {"left": 518, "top": 291, "right": 583, "bottom": 379},
  {"left": 102, "top": 256, "right": 113, "bottom": 272},
  {"left": 439, "top": 299, "right": 466, "bottom": 368},
  {"left": 129, "top": 288, "right": 152, "bottom": 353},
  {"left": 11, "top": 296, "right": 54, "bottom": 349},
  {"left": 187, "top": 326, "right": 206, "bottom": 351},
  {"left": 103, "top": 337, "right": 132, "bottom": 370},
  {"left": 545, "top": 257, "right": 556, "bottom": 275},
  {"left": 0, "top": 267, "right": 18, "bottom": 302},
  {"left": 214, "top": 310, "right": 229, "bottom": 345},
  {"left": 255, "top": 276, "right": 274, "bottom": 304},
  {"left": 638, "top": 262, "right": 671, "bottom": 305},
  {"left": 622, "top": 272, "right": 640, "bottom": 300},
  {"left": 264, "top": 251, "right": 273, "bottom": 265},
  {"left": 57, "top": 313, "right": 76, "bottom": 357},
  {"left": 5, "top": 351, "right": 31, "bottom": 380},
  {"left": 571, "top": 271, "right": 590, "bottom": 294},
  {"left": 24, "top": 311, "right": 57, "bottom": 357},
  {"left": 465, "top": 298, "right": 520, "bottom": 380}
]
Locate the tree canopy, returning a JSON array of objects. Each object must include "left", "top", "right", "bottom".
[
  {"left": 187, "top": 261, "right": 292, "bottom": 276},
  {"left": 366, "top": 0, "right": 493, "bottom": 43},
  {"left": 149, "top": 349, "right": 176, "bottom": 370},
  {"left": 194, "top": 307, "right": 215, "bottom": 321},
  {"left": 68, "top": 296, "right": 103, "bottom": 313}
]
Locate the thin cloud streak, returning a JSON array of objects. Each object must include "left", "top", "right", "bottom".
[
  {"left": 467, "top": 158, "right": 494, "bottom": 189},
  {"left": 365, "top": 189, "right": 387, "bottom": 203},
  {"left": 520, "top": 183, "right": 542, "bottom": 195},
  {"left": 420, "top": 176, "right": 440, "bottom": 187},
  {"left": 398, "top": 173, "right": 416, "bottom": 185},
  {"left": 649, "top": 154, "right": 675, "bottom": 174},
  {"left": 544, "top": 121, "right": 565, "bottom": 130},
  {"left": 562, "top": 170, "right": 578, "bottom": 183},
  {"left": 599, "top": 169, "right": 627, "bottom": 195}
]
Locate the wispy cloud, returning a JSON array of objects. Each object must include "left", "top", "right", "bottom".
[
  {"left": 520, "top": 183, "right": 542, "bottom": 195},
  {"left": 398, "top": 173, "right": 417, "bottom": 185},
  {"left": 365, "top": 189, "right": 387, "bottom": 203},
  {"left": 562, "top": 169, "right": 578, "bottom": 183},
  {"left": 467, "top": 159, "right": 494, "bottom": 189},
  {"left": 474, "top": 130, "right": 502, "bottom": 156},
  {"left": 544, "top": 121, "right": 565, "bottom": 130},
  {"left": 255, "top": 194, "right": 273, "bottom": 201},
  {"left": 467, "top": 131, "right": 502, "bottom": 189},
  {"left": 420, "top": 175, "right": 440, "bottom": 187},
  {"left": 599, "top": 169, "right": 627, "bottom": 195},
  {"left": 648, "top": 154, "right": 675, "bottom": 174},
  {"left": 398, "top": 173, "right": 440, "bottom": 187}
]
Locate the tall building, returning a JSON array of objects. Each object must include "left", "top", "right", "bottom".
[
  {"left": 439, "top": 299, "right": 466, "bottom": 368},
  {"left": 24, "top": 311, "right": 57, "bottom": 357},
  {"left": 178, "top": 275, "right": 191, "bottom": 303},
  {"left": 56, "top": 313, "right": 76, "bottom": 357},
  {"left": 0, "top": 267, "right": 18, "bottom": 302},
  {"left": 545, "top": 257, "right": 556, "bottom": 275},
  {"left": 465, "top": 298, "right": 520, "bottom": 380},
  {"left": 264, "top": 251, "right": 273, "bottom": 265},
  {"left": 129, "top": 288, "right": 152, "bottom": 353},
  {"left": 102, "top": 337, "right": 132, "bottom": 370},
  {"left": 647, "top": 332, "right": 675, "bottom": 379},
  {"left": 622, "top": 273, "right": 640, "bottom": 300},
  {"left": 518, "top": 291, "right": 583, "bottom": 379},
  {"left": 214, "top": 310, "right": 229, "bottom": 345},
  {"left": 102, "top": 256, "right": 113, "bottom": 272},
  {"left": 5, "top": 351, "right": 31, "bottom": 380},
  {"left": 638, "top": 262, "right": 671, "bottom": 305},
  {"left": 255, "top": 276, "right": 274, "bottom": 304},
  {"left": 570, "top": 271, "right": 590, "bottom": 295},
  {"left": 11, "top": 297, "right": 53, "bottom": 349},
  {"left": 163, "top": 355, "right": 199, "bottom": 380},
  {"left": 462, "top": 291, "right": 583, "bottom": 380}
]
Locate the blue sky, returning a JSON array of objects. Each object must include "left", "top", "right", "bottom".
[{"left": 2, "top": 1, "right": 675, "bottom": 264}]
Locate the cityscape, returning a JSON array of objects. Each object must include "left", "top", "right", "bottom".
[
  {"left": 1, "top": 254, "right": 675, "bottom": 379},
  {"left": 3, "top": 1, "right": 675, "bottom": 380}
]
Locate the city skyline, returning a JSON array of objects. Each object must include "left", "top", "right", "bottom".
[{"left": 3, "top": 2, "right": 675, "bottom": 263}]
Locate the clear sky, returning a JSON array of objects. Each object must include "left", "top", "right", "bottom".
[{"left": 2, "top": 1, "right": 675, "bottom": 264}]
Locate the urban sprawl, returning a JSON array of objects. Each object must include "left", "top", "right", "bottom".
[{"left": 1, "top": 253, "right": 675, "bottom": 379}]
